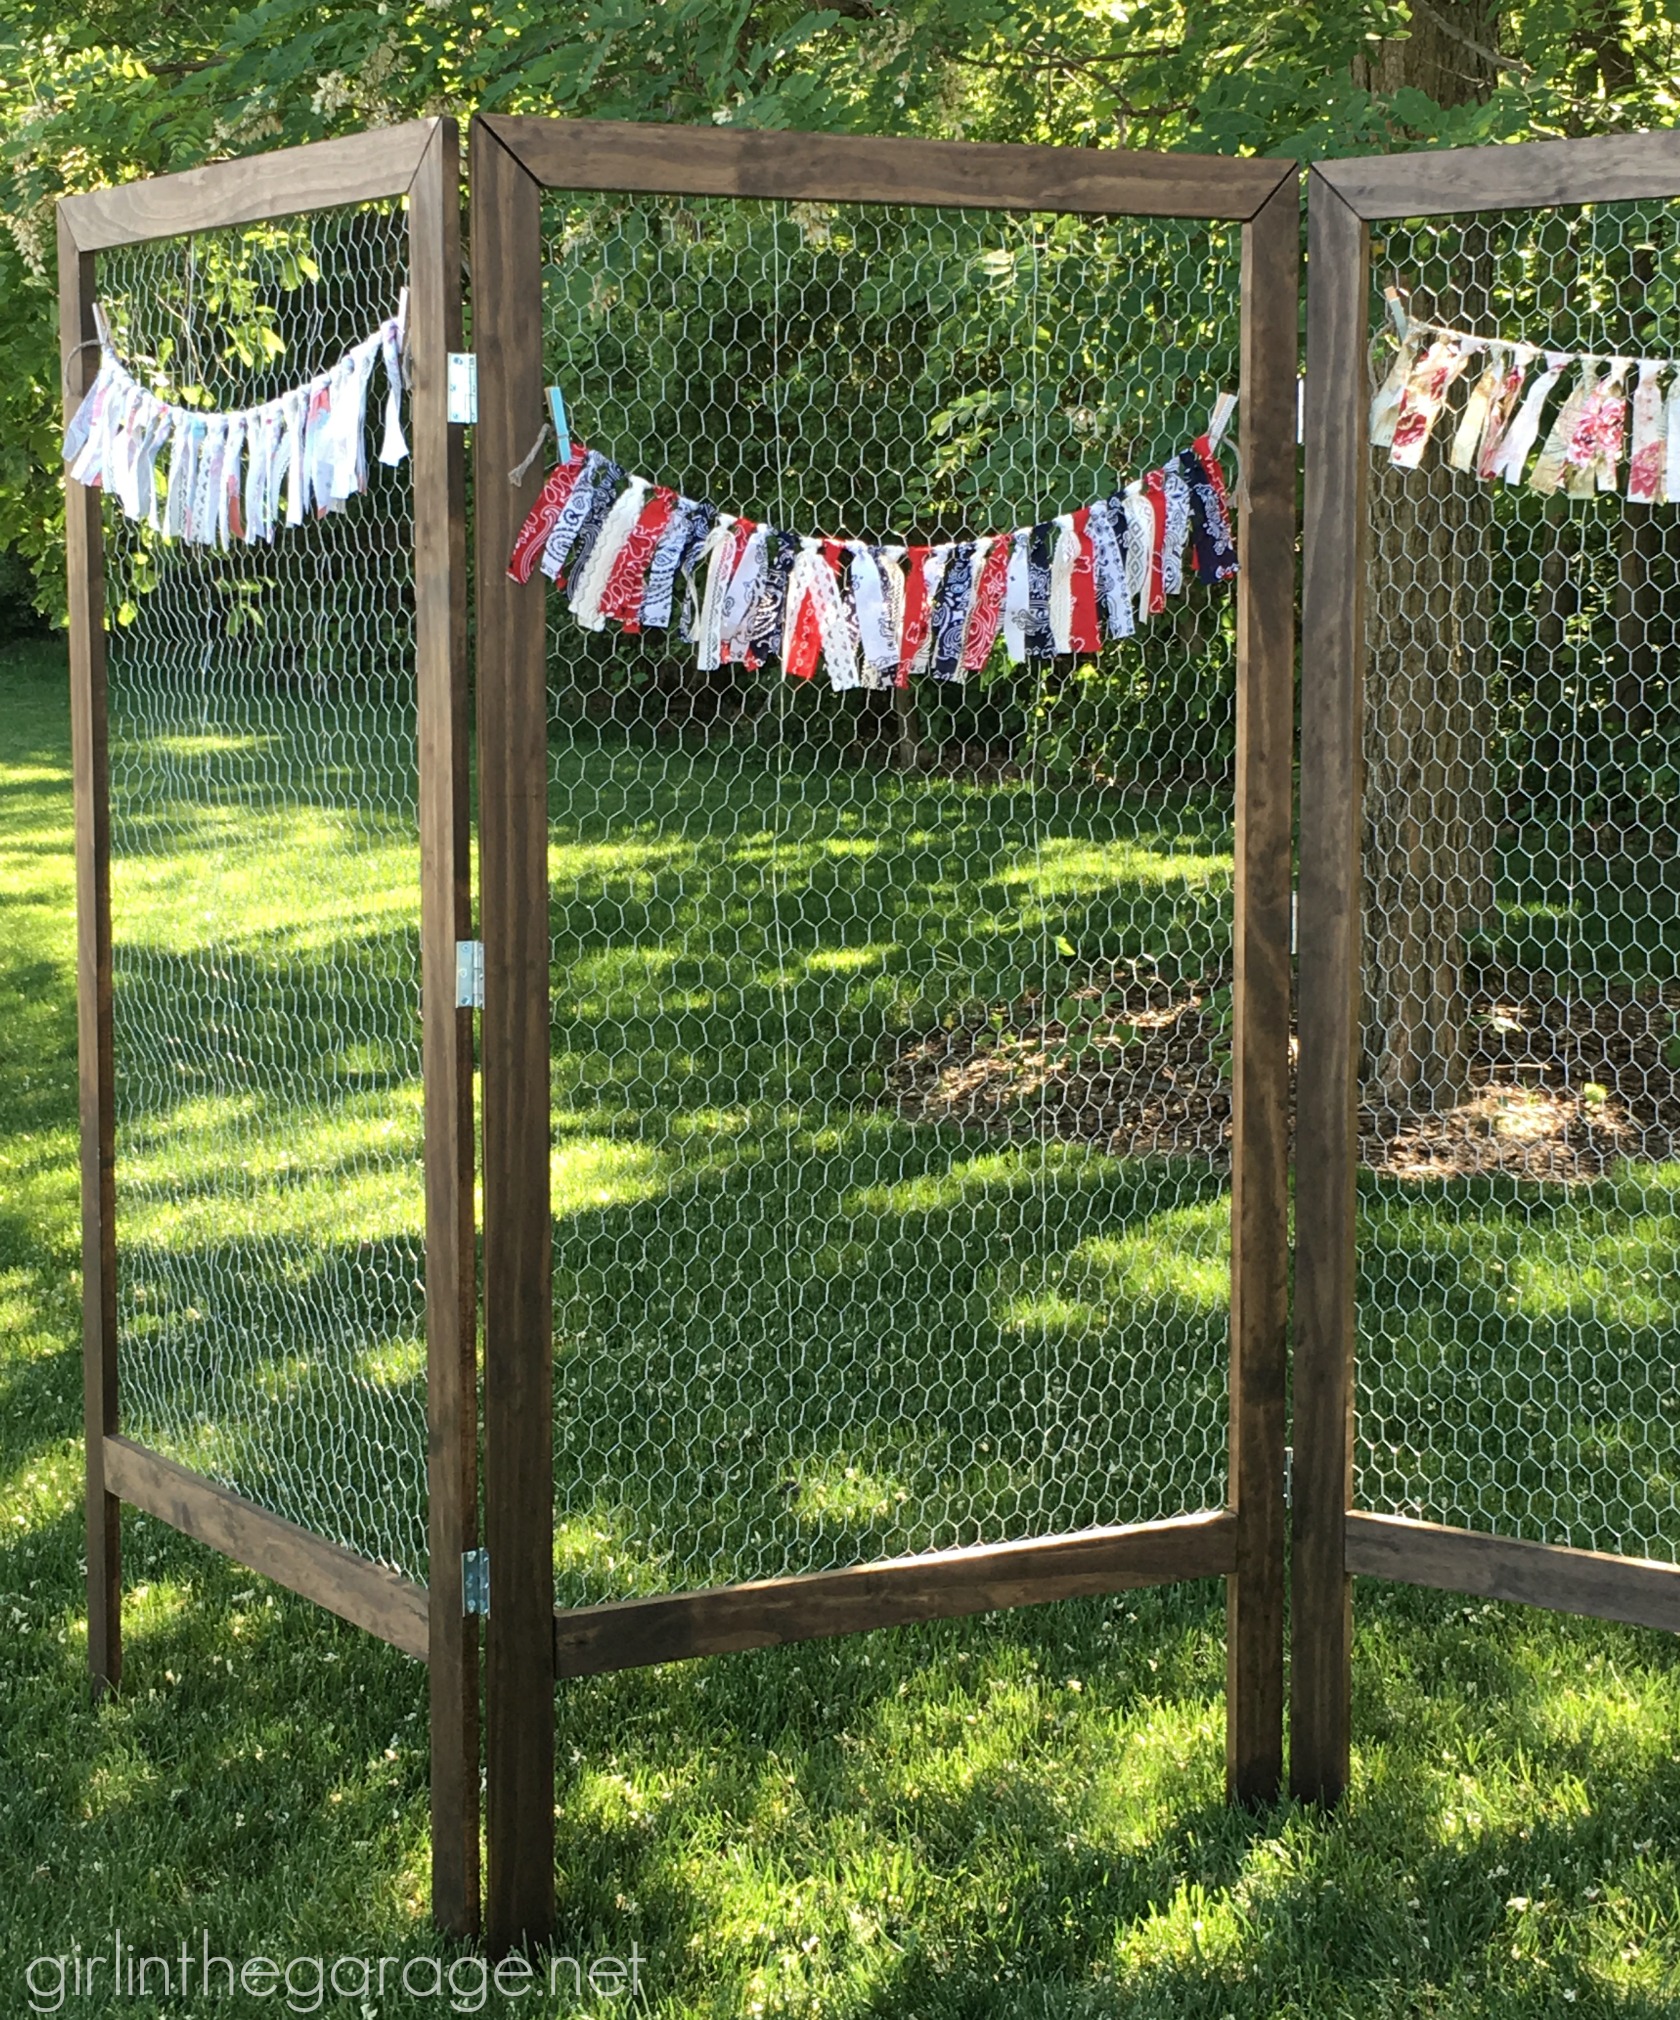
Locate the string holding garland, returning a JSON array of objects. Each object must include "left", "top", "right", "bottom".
[
  {"left": 1371, "top": 283, "right": 1680, "bottom": 501},
  {"left": 506, "top": 395, "right": 1240, "bottom": 692},
  {"left": 62, "top": 292, "right": 410, "bottom": 545}
]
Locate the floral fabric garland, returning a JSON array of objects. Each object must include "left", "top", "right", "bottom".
[
  {"left": 505, "top": 425, "right": 1238, "bottom": 690},
  {"left": 1371, "top": 289, "right": 1680, "bottom": 502},
  {"left": 62, "top": 294, "right": 409, "bottom": 546}
]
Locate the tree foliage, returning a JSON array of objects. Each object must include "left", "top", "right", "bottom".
[{"left": 4, "top": 0, "right": 1680, "bottom": 613}]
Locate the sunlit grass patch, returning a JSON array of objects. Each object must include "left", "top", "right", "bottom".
[
  {"left": 1071, "top": 1201, "right": 1231, "bottom": 1311},
  {"left": 789, "top": 1457, "right": 910, "bottom": 1527},
  {"left": 109, "top": 807, "right": 419, "bottom": 957},
  {"left": 997, "top": 832, "right": 1233, "bottom": 899},
  {"left": 553, "top": 1136, "right": 678, "bottom": 1216},
  {"left": 119, "top": 1159, "right": 424, "bottom": 1249},
  {"left": 353, "top": 1333, "right": 426, "bottom": 1389},
  {"left": 846, "top": 1147, "right": 1049, "bottom": 1216}
]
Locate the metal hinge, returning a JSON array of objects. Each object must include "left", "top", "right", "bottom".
[
  {"left": 455, "top": 939, "right": 484, "bottom": 1010},
  {"left": 1283, "top": 1445, "right": 1293, "bottom": 1509},
  {"left": 462, "top": 1547, "right": 490, "bottom": 1617},
  {"left": 447, "top": 353, "right": 478, "bottom": 424}
]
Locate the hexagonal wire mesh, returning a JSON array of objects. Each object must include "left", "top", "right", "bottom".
[
  {"left": 1359, "top": 199, "right": 1680, "bottom": 1561},
  {"left": 97, "top": 202, "right": 432, "bottom": 1581},
  {"left": 538, "top": 193, "right": 1246, "bottom": 1605}
]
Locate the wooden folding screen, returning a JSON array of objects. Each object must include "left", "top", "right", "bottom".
[
  {"left": 60, "top": 121, "right": 478, "bottom": 1931},
  {"left": 1296, "top": 130, "right": 1680, "bottom": 1802},
  {"left": 470, "top": 114, "right": 1298, "bottom": 1948}
]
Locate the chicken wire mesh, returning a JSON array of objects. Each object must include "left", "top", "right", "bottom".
[
  {"left": 97, "top": 201, "right": 431, "bottom": 1581},
  {"left": 1358, "top": 198, "right": 1680, "bottom": 1562},
  {"left": 538, "top": 193, "right": 1245, "bottom": 1604}
]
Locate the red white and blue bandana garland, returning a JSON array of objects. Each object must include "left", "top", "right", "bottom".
[
  {"left": 62, "top": 294, "right": 409, "bottom": 545},
  {"left": 505, "top": 421, "right": 1238, "bottom": 688},
  {"left": 1372, "top": 286, "right": 1680, "bottom": 502}
]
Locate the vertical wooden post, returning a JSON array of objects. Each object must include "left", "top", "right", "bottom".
[
  {"left": 1290, "top": 169, "right": 1369, "bottom": 1806},
  {"left": 410, "top": 118, "right": 481, "bottom": 1938},
  {"left": 60, "top": 208, "right": 121, "bottom": 1699},
  {"left": 470, "top": 119, "right": 556, "bottom": 1952},
  {"left": 1225, "top": 170, "right": 1298, "bottom": 1807}
]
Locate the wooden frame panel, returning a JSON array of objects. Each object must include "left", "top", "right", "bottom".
[
  {"left": 1291, "top": 167, "right": 1367, "bottom": 1808},
  {"left": 1346, "top": 1514, "right": 1680, "bottom": 1633},
  {"left": 473, "top": 112, "right": 1299, "bottom": 1947},
  {"left": 58, "top": 124, "right": 441, "bottom": 253},
  {"left": 477, "top": 114, "right": 1293, "bottom": 219},
  {"left": 1293, "top": 126, "right": 1680, "bottom": 1806},
  {"left": 60, "top": 209, "right": 120, "bottom": 1702},
  {"left": 555, "top": 1515, "right": 1237, "bottom": 1677},
  {"left": 1317, "top": 131, "right": 1680, "bottom": 222},
  {"left": 1227, "top": 171, "right": 1298, "bottom": 1808},
  {"left": 59, "top": 119, "right": 476, "bottom": 1932},
  {"left": 105, "top": 1437, "right": 430, "bottom": 1657},
  {"left": 409, "top": 118, "right": 481, "bottom": 1939},
  {"left": 469, "top": 121, "right": 555, "bottom": 1957}
]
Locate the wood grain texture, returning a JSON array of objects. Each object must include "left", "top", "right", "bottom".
[
  {"left": 1225, "top": 173, "right": 1298, "bottom": 1810},
  {"left": 409, "top": 117, "right": 480, "bottom": 1942},
  {"left": 60, "top": 209, "right": 121, "bottom": 1701},
  {"left": 103, "top": 1438, "right": 429, "bottom": 1657},
  {"left": 470, "top": 118, "right": 556, "bottom": 1956},
  {"left": 59, "top": 121, "right": 440, "bottom": 252},
  {"left": 553, "top": 1515, "right": 1237, "bottom": 1677},
  {"left": 1290, "top": 170, "right": 1369, "bottom": 1809},
  {"left": 484, "top": 114, "right": 1294, "bottom": 220},
  {"left": 1347, "top": 1514, "right": 1680, "bottom": 1634},
  {"left": 1320, "top": 128, "right": 1680, "bottom": 222}
]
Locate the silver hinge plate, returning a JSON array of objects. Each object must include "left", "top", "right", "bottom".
[
  {"left": 447, "top": 353, "right": 478, "bottom": 424},
  {"left": 462, "top": 1547, "right": 489, "bottom": 1617},
  {"left": 455, "top": 939, "right": 484, "bottom": 1010},
  {"left": 1283, "top": 1444, "right": 1293, "bottom": 1508}
]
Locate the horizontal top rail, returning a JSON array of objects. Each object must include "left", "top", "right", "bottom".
[
  {"left": 479, "top": 114, "right": 1295, "bottom": 221},
  {"left": 1317, "top": 127, "right": 1680, "bottom": 221},
  {"left": 59, "top": 119, "right": 446, "bottom": 252}
]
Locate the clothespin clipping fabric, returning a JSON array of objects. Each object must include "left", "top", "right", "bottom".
[
  {"left": 1384, "top": 286, "right": 1411, "bottom": 341},
  {"left": 548, "top": 385, "right": 572, "bottom": 463}
]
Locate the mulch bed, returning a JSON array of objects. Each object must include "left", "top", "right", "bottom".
[
  {"left": 888, "top": 971, "right": 1235, "bottom": 1161},
  {"left": 1363, "top": 980, "right": 1680, "bottom": 1182},
  {"left": 889, "top": 969, "right": 1680, "bottom": 1182}
]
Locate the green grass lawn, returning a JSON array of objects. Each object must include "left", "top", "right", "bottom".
[
  {"left": 542, "top": 720, "right": 1234, "bottom": 1599},
  {"left": 5, "top": 634, "right": 1680, "bottom": 2016}
]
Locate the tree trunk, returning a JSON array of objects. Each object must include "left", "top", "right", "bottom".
[
  {"left": 1363, "top": 463, "right": 1496, "bottom": 1108},
  {"left": 1356, "top": 1, "right": 1503, "bottom": 1115},
  {"left": 891, "top": 681, "right": 926, "bottom": 772}
]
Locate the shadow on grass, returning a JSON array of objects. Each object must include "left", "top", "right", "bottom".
[{"left": 1356, "top": 1166, "right": 1680, "bottom": 1560}]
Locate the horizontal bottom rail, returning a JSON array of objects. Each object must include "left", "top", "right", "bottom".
[
  {"left": 104, "top": 1436, "right": 430, "bottom": 1660},
  {"left": 554, "top": 1510, "right": 1236, "bottom": 1678},
  {"left": 1346, "top": 1512, "right": 1680, "bottom": 1636}
]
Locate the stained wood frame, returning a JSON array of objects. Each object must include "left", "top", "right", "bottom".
[
  {"left": 470, "top": 112, "right": 1299, "bottom": 1950},
  {"left": 59, "top": 119, "right": 480, "bottom": 1934},
  {"left": 1294, "top": 129, "right": 1680, "bottom": 1806}
]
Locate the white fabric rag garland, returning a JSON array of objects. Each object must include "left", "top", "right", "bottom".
[{"left": 63, "top": 293, "right": 409, "bottom": 546}]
